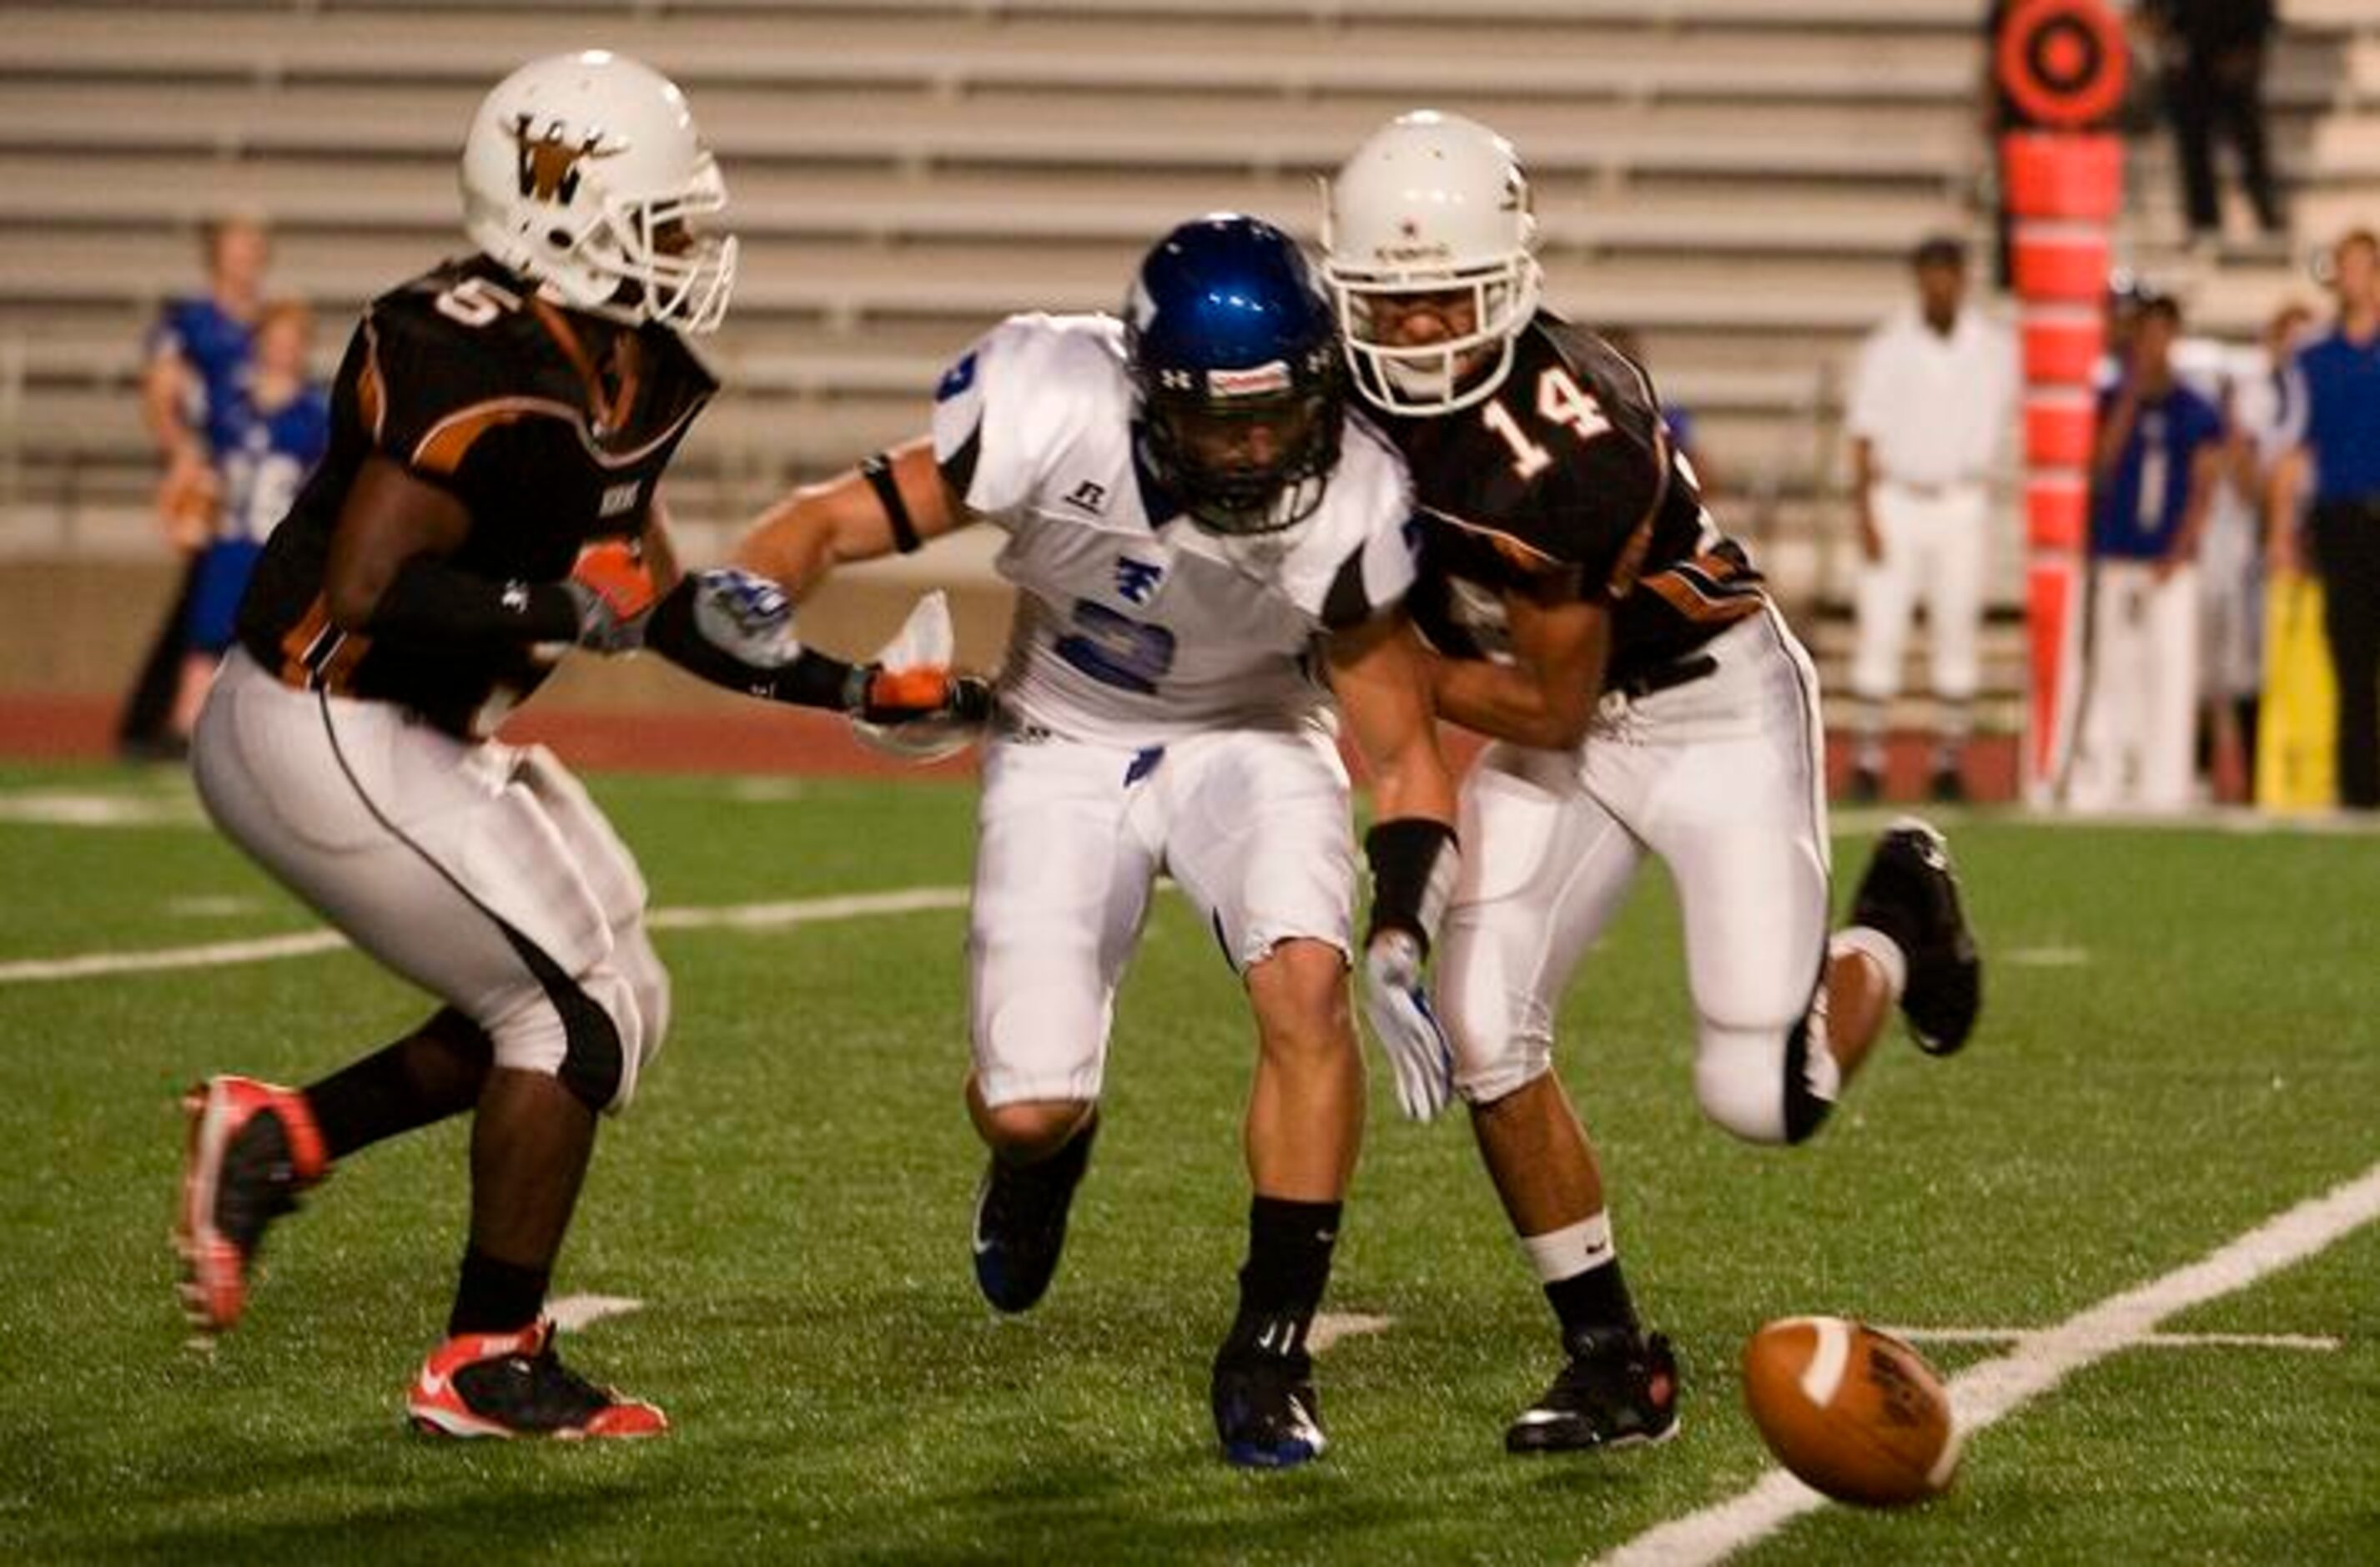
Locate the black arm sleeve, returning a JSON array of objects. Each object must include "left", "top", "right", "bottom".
[
  {"left": 642, "top": 575, "right": 863, "bottom": 712},
  {"left": 365, "top": 557, "right": 581, "bottom": 647}
]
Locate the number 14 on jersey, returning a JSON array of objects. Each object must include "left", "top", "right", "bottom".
[{"left": 1482, "top": 365, "right": 1612, "bottom": 481}]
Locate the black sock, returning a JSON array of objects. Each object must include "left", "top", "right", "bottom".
[
  {"left": 448, "top": 1246, "right": 549, "bottom": 1338},
  {"left": 304, "top": 1010, "right": 492, "bottom": 1160},
  {"left": 1221, "top": 1197, "right": 1341, "bottom": 1361},
  {"left": 1545, "top": 1258, "right": 1638, "bottom": 1346}
]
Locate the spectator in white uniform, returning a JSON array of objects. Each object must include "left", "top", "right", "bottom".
[{"left": 1843, "top": 234, "right": 2018, "bottom": 803}]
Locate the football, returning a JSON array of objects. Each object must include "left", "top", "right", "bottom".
[{"left": 1741, "top": 1316, "right": 1961, "bottom": 1508}]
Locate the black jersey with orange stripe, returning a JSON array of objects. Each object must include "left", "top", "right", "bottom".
[
  {"left": 235, "top": 254, "right": 717, "bottom": 737},
  {"left": 1373, "top": 313, "right": 1764, "bottom": 694}
]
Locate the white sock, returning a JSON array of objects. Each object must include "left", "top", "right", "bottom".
[
  {"left": 1519, "top": 1212, "right": 1617, "bottom": 1284},
  {"left": 1832, "top": 925, "right": 1908, "bottom": 1005}
]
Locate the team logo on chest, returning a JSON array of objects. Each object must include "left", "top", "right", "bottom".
[{"left": 1113, "top": 556, "right": 1165, "bottom": 606}]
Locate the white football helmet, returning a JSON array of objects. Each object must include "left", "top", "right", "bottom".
[
  {"left": 460, "top": 51, "right": 737, "bottom": 335},
  {"left": 1321, "top": 110, "right": 1542, "bottom": 414}
]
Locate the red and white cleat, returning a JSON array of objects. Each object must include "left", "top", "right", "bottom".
[
  {"left": 175, "top": 1075, "right": 328, "bottom": 1336},
  {"left": 407, "top": 1318, "right": 668, "bottom": 1440}
]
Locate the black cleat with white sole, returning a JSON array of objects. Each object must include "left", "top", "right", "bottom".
[{"left": 1851, "top": 816, "right": 1982, "bottom": 1055}]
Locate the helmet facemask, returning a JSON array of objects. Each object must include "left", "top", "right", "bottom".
[
  {"left": 1136, "top": 365, "right": 1343, "bottom": 537},
  {"left": 1331, "top": 258, "right": 1540, "bottom": 415},
  {"left": 1321, "top": 110, "right": 1544, "bottom": 415}
]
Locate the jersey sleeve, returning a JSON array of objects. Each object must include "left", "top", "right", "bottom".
[
  {"left": 930, "top": 314, "right": 1086, "bottom": 523},
  {"left": 1316, "top": 428, "right": 1422, "bottom": 631}
]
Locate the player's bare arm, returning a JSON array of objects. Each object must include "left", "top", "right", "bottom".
[
  {"left": 322, "top": 456, "right": 501, "bottom": 636},
  {"left": 734, "top": 436, "right": 972, "bottom": 597},
  {"left": 1427, "top": 582, "right": 1611, "bottom": 751},
  {"left": 1327, "top": 608, "right": 1461, "bottom": 1122},
  {"left": 1326, "top": 612, "right": 1457, "bottom": 829}
]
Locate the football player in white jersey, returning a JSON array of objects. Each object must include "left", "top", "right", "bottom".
[
  {"left": 1321, "top": 113, "right": 1985, "bottom": 1454},
  {"left": 735, "top": 215, "right": 1459, "bottom": 1468}
]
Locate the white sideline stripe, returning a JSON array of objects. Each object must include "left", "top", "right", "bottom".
[
  {"left": 1592, "top": 1159, "right": 2380, "bottom": 1567},
  {"left": 0, "top": 886, "right": 971, "bottom": 985},
  {"left": 546, "top": 1293, "right": 647, "bottom": 1333},
  {"left": 1886, "top": 1327, "right": 2342, "bottom": 1352},
  {"left": 0, "top": 929, "right": 350, "bottom": 983}
]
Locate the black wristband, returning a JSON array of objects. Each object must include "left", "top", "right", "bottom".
[
  {"left": 366, "top": 558, "right": 579, "bottom": 647},
  {"left": 1363, "top": 818, "right": 1459, "bottom": 954},
  {"left": 861, "top": 451, "right": 922, "bottom": 554},
  {"left": 644, "top": 576, "right": 858, "bottom": 712}
]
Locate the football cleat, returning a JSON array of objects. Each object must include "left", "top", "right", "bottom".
[
  {"left": 406, "top": 1318, "right": 667, "bottom": 1440},
  {"left": 1851, "top": 817, "right": 1982, "bottom": 1056},
  {"left": 175, "top": 1075, "right": 328, "bottom": 1336},
  {"left": 970, "top": 1116, "right": 1097, "bottom": 1314},
  {"left": 1506, "top": 1326, "right": 1679, "bottom": 1454},
  {"left": 1212, "top": 1349, "right": 1328, "bottom": 1469}
]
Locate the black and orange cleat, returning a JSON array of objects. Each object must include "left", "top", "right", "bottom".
[{"left": 407, "top": 1318, "right": 667, "bottom": 1440}]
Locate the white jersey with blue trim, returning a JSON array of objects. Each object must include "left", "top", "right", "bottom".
[{"left": 930, "top": 312, "right": 1419, "bottom": 746}]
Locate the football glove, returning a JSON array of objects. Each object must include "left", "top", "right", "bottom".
[
  {"left": 845, "top": 664, "right": 995, "bottom": 729},
  {"left": 849, "top": 591, "right": 993, "bottom": 762},
  {"left": 1361, "top": 929, "right": 1454, "bottom": 1123},
  {"left": 564, "top": 538, "right": 662, "bottom": 654},
  {"left": 685, "top": 567, "right": 799, "bottom": 667}
]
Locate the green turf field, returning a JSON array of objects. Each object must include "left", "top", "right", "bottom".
[{"left": 3, "top": 760, "right": 2374, "bottom": 1565}]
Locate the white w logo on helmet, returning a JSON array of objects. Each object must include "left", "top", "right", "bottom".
[{"left": 460, "top": 51, "right": 737, "bottom": 335}]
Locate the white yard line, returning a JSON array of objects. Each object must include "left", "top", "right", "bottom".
[
  {"left": 1886, "top": 1327, "right": 2339, "bottom": 1352},
  {"left": 1593, "top": 1159, "right": 2380, "bottom": 1567},
  {"left": 0, "top": 886, "right": 971, "bottom": 985},
  {"left": 546, "top": 1293, "right": 647, "bottom": 1333}
]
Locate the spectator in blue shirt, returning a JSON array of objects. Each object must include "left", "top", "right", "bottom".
[
  {"left": 170, "top": 299, "right": 330, "bottom": 738},
  {"left": 2071, "top": 291, "right": 2226, "bottom": 812},
  {"left": 121, "top": 212, "right": 273, "bottom": 761},
  {"left": 2272, "top": 229, "right": 2380, "bottom": 809}
]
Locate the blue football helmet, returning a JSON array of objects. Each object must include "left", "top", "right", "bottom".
[{"left": 1124, "top": 214, "right": 1344, "bottom": 536}]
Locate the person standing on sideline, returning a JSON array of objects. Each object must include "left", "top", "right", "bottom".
[
  {"left": 169, "top": 299, "right": 331, "bottom": 740},
  {"left": 123, "top": 212, "right": 273, "bottom": 760},
  {"left": 1843, "top": 234, "right": 2019, "bottom": 802},
  {"left": 2068, "top": 292, "right": 2224, "bottom": 812},
  {"left": 2270, "top": 229, "right": 2380, "bottom": 810},
  {"left": 2141, "top": 0, "right": 2285, "bottom": 252}
]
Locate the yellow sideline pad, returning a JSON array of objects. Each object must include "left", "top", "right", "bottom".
[{"left": 2257, "top": 572, "right": 2337, "bottom": 813}]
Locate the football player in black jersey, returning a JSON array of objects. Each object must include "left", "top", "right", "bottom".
[
  {"left": 1322, "top": 112, "right": 1985, "bottom": 1454},
  {"left": 173, "top": 52, "right": 976, "bottom": 1439}
]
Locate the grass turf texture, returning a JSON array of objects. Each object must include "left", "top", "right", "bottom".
[{"left": 1, "top": 761, "right": 2374, "bottom": 1564}]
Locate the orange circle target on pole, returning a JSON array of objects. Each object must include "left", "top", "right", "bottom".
[{"left": 1996, "top": 0, "right": 2128, "bottom": 130}]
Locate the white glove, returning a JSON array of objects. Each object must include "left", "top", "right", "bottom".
[
  {"left": 1361, "top": 930, "right": 1454, "bottom": 1122},
  {"left": 689, "top": 567, "right": 800, "bottom": 667},
  {"left": 851, "top": 591, "right": 985, "bottom": 763}
]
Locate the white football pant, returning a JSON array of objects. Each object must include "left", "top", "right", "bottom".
[
  {"left": 192, "top": 647, "right": 667, "bottom": 1111},
  {"left": 1436, "top": 609, "right": 1841, "bottom": 1145},
  {"left": 968, "top": 723, "right": 1356, "bottom": 1107}
]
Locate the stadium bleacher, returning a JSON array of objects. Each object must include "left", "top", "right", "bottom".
[{"left": 2, "top": 0, "right": 2374, "bottom": 723}]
